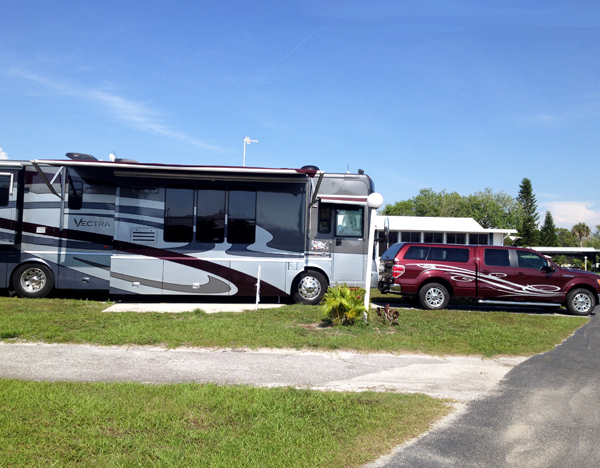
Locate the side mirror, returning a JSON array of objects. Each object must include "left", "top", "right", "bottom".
[
  {"left": 384, "top": 217, "right": 390, "bottom": 239},
  {"left": 542, "top": 265, "right": 556, "bottom": 273}
]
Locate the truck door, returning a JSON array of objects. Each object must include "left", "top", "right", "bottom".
[
  {"left": 478, "top": 248, "right": 519, "bottom": 300},
  {"left": 514, "top": 250, "right": 563, "bottom": 303}
]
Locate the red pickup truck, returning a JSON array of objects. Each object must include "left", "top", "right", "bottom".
[{"left": 378, "top": 243, "right": 600, "bottom": 315}]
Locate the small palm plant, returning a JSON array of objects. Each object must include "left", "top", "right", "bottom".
[{"left": 322, "top": 285, "right": 367, "bottom": 326}]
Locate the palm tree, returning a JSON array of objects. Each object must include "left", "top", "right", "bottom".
[{"left": 571, "top": 222, "right": 591, "bottom": 248}]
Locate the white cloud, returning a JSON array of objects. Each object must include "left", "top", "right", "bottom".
[
  {"left": 539, "top": 201, "right": 600, "bottom": 229},
  {"left": 9, "top": 69, "right": 224, "bottom": 152},
  {"left": 0, "top": 147, "right": 7, "bottom": 159}
]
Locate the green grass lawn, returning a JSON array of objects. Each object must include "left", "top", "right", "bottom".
[
  {"left": 0, "top": 379, "right": 450, "bottom": 468},
  {"left": 0, "top": 295, "right": 588, "bottom": 357},
  {"left": 0, "top": 295, "right": 590, "bottom": 467}
]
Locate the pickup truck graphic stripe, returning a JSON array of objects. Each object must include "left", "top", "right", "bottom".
[{"left": 412, "top": 263, "right": 562, "bottom": 298}]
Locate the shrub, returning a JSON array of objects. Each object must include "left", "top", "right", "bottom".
[{"left": 322, "top": 285, "right": 367, "bottom": 326}]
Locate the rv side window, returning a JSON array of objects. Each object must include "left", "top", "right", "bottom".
[
  {"left": 164, "top": 188, "right": 194, "bottom": 243},
  {"left": 318, "top": 204, "right": 332, "bottom": 233},
  {"left": 228, "top": 190, "right": 256, "bottom": 244},
  {"left": 0, "top": 175, "right": 10, "bottom": 206},
  {"left": 197, "top": 188, "right": 226, "bottom": 243},
  {"left": 68, "top": 180, "right": 83, "bottom": 210},
  {"left": 335, "top": 205, "right": 363, "bottom": 237}
]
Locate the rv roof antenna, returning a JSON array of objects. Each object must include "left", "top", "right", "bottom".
[
  {"left": 347, "top": 164, "right": 350, "bottom": 174},
  {"left": 109, "top": 152, "right": 117, "bottom": 162}
]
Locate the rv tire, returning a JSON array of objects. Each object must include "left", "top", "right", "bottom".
[
  {"left": 12, "top": 264, "right": 55, "bottom": 298},
  {"left": 292, "top": 270, "right": 328, "bottom": 305}
]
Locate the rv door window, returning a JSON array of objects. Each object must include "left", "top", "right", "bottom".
[
  {"left": 197, "top": 188, "right": 226, "bottom": 243},
  {"left": 335, "top": 206, "right": 363, "bottom": 237},
  {"left": 164, "top": 188, "right": 194, "bottom": 243}
]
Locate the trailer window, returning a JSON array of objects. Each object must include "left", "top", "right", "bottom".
[
  {"left": 197, "top": 189, "right": 226, "bottom": 243},
  {"left": 228, "top": 190, "right": 256, "bottom": 244},
  {"left": 0, "top": 175, "right": 10, "bottom": 206},
  {"left": 257, "top": 187, "right": 305, "bottom": 252},
  {"left": 164, "top": 188, "right": 194, "bottom": 243},
  {"left": 68, "top": 180, "right": 83, "bottom": 210}
]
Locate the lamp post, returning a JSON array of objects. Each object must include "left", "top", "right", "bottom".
[
  {"left": 364, "top": 192, "right": 384, "bottom": 311},
  {"left": 243, "top": 137, "right": 257, "bottom": 167}
]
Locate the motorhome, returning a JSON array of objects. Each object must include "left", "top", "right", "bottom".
[{"left": 0, "top": 153, "right": 380, "bottom": 304}]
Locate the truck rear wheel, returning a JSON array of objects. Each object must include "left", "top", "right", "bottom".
[
  {"left": 12, "top": 263, "right": 55, "bottom": 298},
  {"left": 419, "top": 283, "right": 449, "bottom": 310},
  {"left": 566, "top": 288, "right": 596, "bottom": 316}
]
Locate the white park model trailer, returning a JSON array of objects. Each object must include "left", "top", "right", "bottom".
[{"left": 0, "top": 153, "right": 382, "bottom": 304}]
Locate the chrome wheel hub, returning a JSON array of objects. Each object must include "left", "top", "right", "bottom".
[
  {"left": 572, "top": 293, "right": 592, "bottom": 314},
  {"left": 298, "top": 276, "right": 321, "bottom": 300},
  {"left": 21, "top": 268, "right": 47, "bottom": 292},
  {"left": 425, "top": 288, "right": 445, "bottom": 308}
]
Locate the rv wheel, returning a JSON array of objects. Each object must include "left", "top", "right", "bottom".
[
  {"left": 292, "top": 271, "right": 328, "bottom": 305},
  {"left": 12, "top": 264, "right": 55, "bottom": 298}
]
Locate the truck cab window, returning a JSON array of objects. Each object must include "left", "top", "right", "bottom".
[
  {"left": 484, "top": 249, "right": 510, "bottom": 267},
  {"left": 517, "top": 251, "right": 548, "bottom": 270}
]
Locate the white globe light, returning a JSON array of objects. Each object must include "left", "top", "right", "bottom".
[{"left": 367, "top": 192, "right": 384, "bottom": 209}]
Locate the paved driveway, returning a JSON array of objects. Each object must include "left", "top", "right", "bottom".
[{"left": 373, "top": 307, "right": 600, "bottom": 468}]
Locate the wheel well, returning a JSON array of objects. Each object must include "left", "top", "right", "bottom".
[
  {"left": 566, "top": 284, "right": 598, "bottom": 302},
  {"left": 419, "top": 278, "right": 453, "bottom": 297},
  {"left": 293, "top": 268, "right": 330, "bottom": 287}
]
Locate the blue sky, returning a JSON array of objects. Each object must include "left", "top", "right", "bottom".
[{"left": 1, "top": 0, "right": 599, "bottom": 229}]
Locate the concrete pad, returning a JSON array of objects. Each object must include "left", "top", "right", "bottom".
[
  {"left": 103, "top": 302, "right": 286, "bottom": 313},
  {"left": 0, "top": 343, "right": 527, "bottom": 402}
]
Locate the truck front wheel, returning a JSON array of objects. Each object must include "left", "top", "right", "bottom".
[
  {"left": 419, "top": 283, "right": 449, "bottom": 310},
  {"left": 566, "top": 288, "right": 596, "bottom": 316}
]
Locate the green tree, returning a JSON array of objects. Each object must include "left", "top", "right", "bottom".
[
  {"left": 381, "top": 188, "right": 520, "bottom": 229},
  {"left": 466, "top": 189, "right": 520, "bottom": 229},
  {"left": 539, "top": 211, "right": 559, "bottom": 246},
  {"left": 571, "top": 222, "right": 591, "bottom": 248},
  {"left": 381, "top": 199, "right": 416, "bottom": 216},
  {"left": 516, "top": 178, "right": 539, "bottom": 246},
  {"left": 556, "top": 228, "right": 579, "bottom": 247},
  {"left": 583, "top": 224, "right": 600, "bottom": 249}
]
